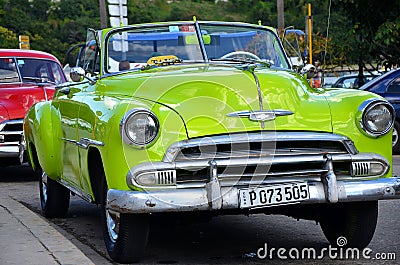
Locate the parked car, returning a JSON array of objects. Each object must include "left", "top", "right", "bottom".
[
  {"left": 332, "top": 73, "right": 378, "bottom": 88},
  {"left": 24, "top": 21, "right": 400, "bottom": 263},
  {"left": 359, "top": 68, "right": 400, "bottom": 153},
  {"left": 0, "top": 49, "right": 66, "bottom": 166}
]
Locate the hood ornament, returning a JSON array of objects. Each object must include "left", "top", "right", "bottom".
[
  {"left": 227, "top": 109, "right": 294, "bottom": 122},
  {"left": 236, "top": 64, "right": 293, "bottom": 128}
]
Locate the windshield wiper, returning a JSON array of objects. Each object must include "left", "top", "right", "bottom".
[
  {"left": 210, "top": 58, "right": 271, "bottom": 68},
  {"left": 23, "top": 76, "right": 56, "bottom": 85}
]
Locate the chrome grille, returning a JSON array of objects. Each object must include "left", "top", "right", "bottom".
[
  {"left": 163, "top": 132, "right": 360, "bottom": 187},
  {"left": 0, "top": 120, "right": 23, "bottom": 143},
  {"left": 165, "top": 132, "right": 355, "bottom": 163},
  {"left": 156, "top": 170, "right": 176, "bottom": 185},
  {"left": 351, "top": 162, "right": 370, "bottom": 176}
]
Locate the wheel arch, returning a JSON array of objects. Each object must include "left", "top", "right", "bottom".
[
  {"left": 27, "top": 142, "right": 40, "bottom": 176},
  {"left": 87, "top": 146, "right": 105, "bottom": 204},
  {"left": 25, "top": 101, "right": 63, "bottom": 179}
]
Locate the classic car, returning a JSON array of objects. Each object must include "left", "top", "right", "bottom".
[
  {"left": 332, "top": 73, "right": 378, "bottom": 89},
  {"left": 24, "top": 20, "right": 400, "bottom": 263},
  {"left": 0, "top": 49, "right": 66, "bottom": 166}
]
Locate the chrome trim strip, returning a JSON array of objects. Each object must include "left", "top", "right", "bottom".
[
  {"left": 108, "top": 177, "right": 400, "bottom": 214},
  {"left": 163, "top": 132, "right": 358, "bottom": 162},
  {"left": 79, "top": 138, "right": 105, "bottom": 149},
  {"left": 249, "top": 66, "right": 265, "bottom": 128},
  {"left": 59, "top": 179, "right": 93, "bottom": 203},
  {"left": 227, "top": 109, "right": 294, "bottom": 122},
  {"left": 61, "top": 137, "right": 104, "bottom": 149},
  {"left": 219, "top": 168, "right": 328, "bottom": 179}
]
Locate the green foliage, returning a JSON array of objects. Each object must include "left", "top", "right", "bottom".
[
  {"left": 0, "top": 0, "right": 398, "bottom": 71},
  {"left": 127, "top": 0, "right": 170, "bottom": 23},
  {"left": 374, "top": 17, "right": 400, "bottom": 69},
  {"left": 0, "top": 0, "right": 100, "bottom": 61},
  {"left": 330, "top": 0, "right": 400, "bottom": 70},
  {"left": 0, "top": 26, "right": 18, "bottom": 48}
]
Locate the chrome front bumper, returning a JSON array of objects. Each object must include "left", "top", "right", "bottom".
[
  {"left": 107, "top": 134, "right": 398, "bottom": 214},
  {"left": 0, "top": 145, "right": 20, "bottom": 157},
  {"left": 0, "top": 119, "right": 23, "bottom": 159},
  {"left": 107, "top": 177, "right": 400, "bottom": 214}
]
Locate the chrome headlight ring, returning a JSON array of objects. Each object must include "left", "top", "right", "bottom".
[
  {"left": 120, "top": 108, "right": 160, "bottom": 147},
  {"left": 356, "top": 99, "right": 395, "bottom": 138}
]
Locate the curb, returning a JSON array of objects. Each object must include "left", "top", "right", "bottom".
[{"left": 0, "top": 194, "right": 94, "bottom": 265}]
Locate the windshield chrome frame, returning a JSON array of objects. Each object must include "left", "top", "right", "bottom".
[{"left": 102, "top": 21, "right": 291, "bottom": 76}]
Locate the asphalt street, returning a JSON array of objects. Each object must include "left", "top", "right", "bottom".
[{"left": 1, "top": 157, "right": 400, "bottom": 264}]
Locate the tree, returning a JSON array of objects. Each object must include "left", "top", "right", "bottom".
[
  {"left": 331, "top": 0, "right": 400, "bottom": 84},
  {"left": 374, "top": 16, "right": 400, "bottom": 70},
  {"left": 0, "top": 26, "right": 17, "bottom": 48},
  {"left": 0, "top": 0, "right": 398, "bottom": 69}
]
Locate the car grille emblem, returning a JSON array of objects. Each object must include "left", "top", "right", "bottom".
[{"left": 227, "top": 109, "right": 294, "bottom": 122}]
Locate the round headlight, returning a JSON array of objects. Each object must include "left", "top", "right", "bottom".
[
  {"left": 357, "top": 99, "right": 395, "bottom": 137},
  {"left": 120, "top": 109, "right": 159, "bottom": 146}
]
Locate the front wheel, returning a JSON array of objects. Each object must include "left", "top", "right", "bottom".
[
  {"left": 319, "top": 201, "right": 378, "bottom": 249},
  {"left": 39, "top": 169, "right": 70, "bottom": 218},
  {"left": 100, "top": 177, "right": 149, "bottom": 263}
]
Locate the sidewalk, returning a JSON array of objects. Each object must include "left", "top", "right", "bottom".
[{"left": 0, "top": 194, "right": 94, "bottom": 265}]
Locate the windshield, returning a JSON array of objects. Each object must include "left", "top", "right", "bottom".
[
  {"left": 201, "top": 24, "right": 289, "bottom": 68},
  {"left": 105, "top": 22, "right": 290, "bottom": 73},
  {"left": 0, "top": 57, "right": 66, "bottom": 85}
]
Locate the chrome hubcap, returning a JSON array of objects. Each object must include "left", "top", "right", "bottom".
[
  {"left": 393, "top": 128, "right": 398, "bottom": 147},
  {"left": 106, "top": 209, "right": 120, "bottom": 243},
  {"left": 41, "top": 171, "right": 48, "bottom": 204}
]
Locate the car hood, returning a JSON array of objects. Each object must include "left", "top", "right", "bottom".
[
  {"left": 102, "top": 64, "right": 332, "bottom": 138},
  {"left": 0, "top": 83, "right": 55, "bottom": 123}
]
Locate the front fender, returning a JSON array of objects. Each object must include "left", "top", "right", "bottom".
[
  {"left": 325, "top": 89, "right": 393, "bottom": 176},
  {"left": 0, "top": 103, "right": 10, "bottom": 123},
  {"left": 25, "top": 101, "right": 63, "bottom": 179}
]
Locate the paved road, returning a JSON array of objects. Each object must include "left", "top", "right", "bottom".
[{"left": 1, "top": 158, "right": 400, "bottom": 264}]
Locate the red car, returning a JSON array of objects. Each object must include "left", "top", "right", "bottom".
[{"left": 0, "top": 49, "right": 66, "bottom": 166}]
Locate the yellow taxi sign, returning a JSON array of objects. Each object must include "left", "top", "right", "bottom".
[
  {"left": 19, "top": 35, "right": 30, "bottom": 50},
  {"left": 146, "top": 55, "right": 181, "bottom": 66}
]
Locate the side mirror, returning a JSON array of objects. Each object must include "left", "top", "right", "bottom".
[
  {"left": 70, "top": 67, "right": 96, "bottom": 85},
  {"left": 70, "top": 67, "right": 85, "bottom": 82},
  {"left": 300, "top": 64, "right": 316, "bottom": 78}
]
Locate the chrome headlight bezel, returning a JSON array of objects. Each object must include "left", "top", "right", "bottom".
[
  {"left": 356, "top": 99, "right": 395, "bottom": 138},
  {"left": 120, "top": 108, "right": 160, "bottom": 147}
]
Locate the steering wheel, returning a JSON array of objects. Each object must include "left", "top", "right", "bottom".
[{"left": 220, "top": 51, "right": 261, "bottom": 61}]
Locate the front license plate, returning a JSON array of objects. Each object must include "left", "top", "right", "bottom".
[{"left": 239, "top": 182, "right": 309, "bottom": 208}]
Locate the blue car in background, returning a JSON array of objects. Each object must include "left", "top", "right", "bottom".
[
  {"left": 360, "top": 68, "right": 400, "bottom": 152},
  {"left": 332, "top": 73, "right": 378, "bottom": 89}
]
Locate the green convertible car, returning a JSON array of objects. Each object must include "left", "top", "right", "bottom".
[{"left": 24, "top": 20, "right": 400, "bottom": 263}]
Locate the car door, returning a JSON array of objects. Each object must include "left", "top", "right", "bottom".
[
  {"left": 53, "top": 85, "right": 83, "bottom": 189},
  {"left": 58, "top": 29, "right": 101, "bottom": 196}
]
